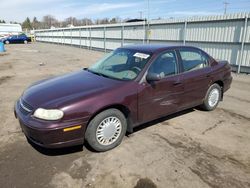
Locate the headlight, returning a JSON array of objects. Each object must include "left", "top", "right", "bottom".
[{"left": 33, "top": 108, "right": 64, "bottom": 120}]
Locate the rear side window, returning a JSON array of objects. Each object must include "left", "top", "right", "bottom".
[
  {"left": 148, "top": 51, "right": 177, "bottom": 78},
  {"left": 179, "top": 49, "right": 209, "bottom": 72}
]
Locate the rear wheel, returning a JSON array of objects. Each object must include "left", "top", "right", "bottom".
[
  {"left": 5, "top": 41, "right": 9, "bottom": 44},
  {"left": 85, "top": 109, "right": 127, "bottom": 152},
  {"left": 200, "top": 83, "right": 221, "bottom": 111},
  {"left": 24, "top": 40, "right": 28, "bottom": 44}
]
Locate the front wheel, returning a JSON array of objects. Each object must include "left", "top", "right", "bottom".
[
  {"left": 200, "top": 83, "right": 221, "bottom": 111},
  {"left": 24, "top": 40, "right": 28, "bottom": 44},
  {"left": 85, "top": 109, "right": 127, "bottom": 152},
  {"left": 5, "top": 41, "right": 9, "bottom": 44}
]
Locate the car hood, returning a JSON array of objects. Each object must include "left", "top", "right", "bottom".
[{"left": 22, "top": 70, "right": 122, "bottom": 109}]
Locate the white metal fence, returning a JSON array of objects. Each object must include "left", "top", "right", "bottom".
[{"left": 35, "top": 12, "right": 250, "bottom": 73}]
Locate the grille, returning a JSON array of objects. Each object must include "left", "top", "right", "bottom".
[{"left": 19, "top": 99, "right": 33, "bottom": 115}]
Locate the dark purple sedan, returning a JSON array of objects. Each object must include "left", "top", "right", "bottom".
[{"left": 14, "top": 44, "right": 232, "bottom": 151}]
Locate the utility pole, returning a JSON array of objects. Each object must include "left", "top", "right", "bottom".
[
  {"left": 139, "top": 11, "right": 143, "bottom": 19},
  {"left": 223, "top": 1, "right": 229, "bottom": 15},
  {"left": 147, "top": 0, "right": 150, "bottom": 43},
  {"left": 147, "top": 0, "right": 150, "bottom": 23}
]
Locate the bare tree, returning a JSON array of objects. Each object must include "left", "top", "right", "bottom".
[
  {"left": 64, "top": 17, "right": 78, "bottom": 26},
  {"left": 32, "top": 17, "right": 39, "bottom": 29},
  {"left": 110, "top": 17, "right": 121, "bottom": 24},
  {"left": 21, "top": 14, "right": 134, "bottom": 30},
  {"left": 80, "top": 18, "right": 93, "bottom": 26},
  {"left": 42, "top": 15, "right": 59, "bottom": 29},
  {"left": 95, "top": 18, "right": 109, "bottom": 25}
]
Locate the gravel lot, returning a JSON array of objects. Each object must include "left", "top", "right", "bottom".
[{"left": 0, "top": 43, "right": 250, "bottom": 188}]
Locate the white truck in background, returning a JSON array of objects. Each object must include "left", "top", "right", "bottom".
[{"left": 0, "top": 23, "right": 22, "bottom": 40}]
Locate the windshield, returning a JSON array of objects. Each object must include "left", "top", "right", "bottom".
[{"left": 88, "top": 48, "right": 151, "bottom": 81}]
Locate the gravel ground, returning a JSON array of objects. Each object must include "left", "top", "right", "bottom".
[{"left": 0, "top": 43, "right": 250, "bottom": 188}]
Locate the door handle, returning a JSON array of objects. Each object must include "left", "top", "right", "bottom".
[{"left": 173, "top": 82, "right": 182, "bottom": 86}]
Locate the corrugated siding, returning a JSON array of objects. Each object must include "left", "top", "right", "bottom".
[
  {"left": 106, "top": 40, "right": 122, "bottom": 50},
  {"left": 150, "top": 24, "right": 184, "bottom": 41},
  {"left": 91, "top": 28, "right": 104, "bottom": 38},
  {"left": 186, "top": 21, "right": 243, "bottom": 42},
  {"left": 123, "top": 26, "right": 145, "bottom": 39},
  {"left": 34, "top": 12, "right": 250, "bottom": 72},
  {"left": 242, "top": 45, "right": 250, "bottom": 66},
  {"left": 106, "top": 27, "right": 122, "bottom": 39}
]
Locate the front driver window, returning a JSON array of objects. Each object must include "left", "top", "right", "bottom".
[{"left": 148, "top": 51, "right": 177, "bottom": 78}]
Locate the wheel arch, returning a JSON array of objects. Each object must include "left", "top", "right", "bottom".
[
  {"left": 213, "top": 80, "right": 224, "bottom": 100},
  {"left": 87, "top": 104, "right": 134, "bottom": 134}
]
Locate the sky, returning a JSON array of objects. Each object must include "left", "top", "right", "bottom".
[{"left": 1, "top": 0, "right": 250, "bottom": 23}]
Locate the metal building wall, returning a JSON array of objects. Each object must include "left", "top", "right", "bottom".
[{"left": 35, "top": 12, "right": 250, "bottom": 73}]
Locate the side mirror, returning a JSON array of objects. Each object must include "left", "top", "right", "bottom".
[{"left": 146, "top": 72, "right": 162, "bottom": 82}]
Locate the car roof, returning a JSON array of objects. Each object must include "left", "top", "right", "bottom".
[{"left": 120, "top": 44, "right": 200, "bottom": 54}]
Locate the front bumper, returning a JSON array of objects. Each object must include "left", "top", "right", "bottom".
[{"left": 14, "top": 100, "right": 89, "bottom": 148}]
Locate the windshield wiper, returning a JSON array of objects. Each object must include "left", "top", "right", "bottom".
[
  {"left": 86, "top": 68, "right": 126, "bottom": 81},
  {"left": 87, "top": 69, "right": 111, "bottom": 79}
]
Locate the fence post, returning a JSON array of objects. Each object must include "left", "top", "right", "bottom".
[
  {"left": 63, "top": 29, "right": 65, "bottom": 45},
  {"left": 89, "top": 27, "right": 92, "bottom": 50},
  {"left": 104, "top": 26, "right": 106, "bottom": 52},
  {"left": 70, "top": 28, "right": 72, "bottom": 46},
  {"left": 147, "top": 20, "right": 150, "bottom": 43},
  {"left": 79, "top": 28, "right": 81, "bottom": 48},
  {"left": 57, "top": 29, "right": 59, "bottom": 45},
  {"left": 86, "top": 27, "right": 89, "bottom": 49},
  {"left": 143, "top": 20, "right": 146, "bottom": 44},
  {"left": 51, "top": 30, "right": 53, "bottom": 43},
  {"left": 121, "top": 24, "right": 124, "bottom": 47},
  {"left": 238, "top": 15, "right": 248, "bottom": 73},
  {"left": 61, "top": 29, "right": 63, "bottom": 45},
  {"left": 84, "top": 26, "right": 88, "bottom": 49},
  {"left": 183, "top": 20, "right": 187, "bottom": 45}
]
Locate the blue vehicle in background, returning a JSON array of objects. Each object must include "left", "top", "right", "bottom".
[{"left": 1, "top": 33, "right": 30, "bottom": 44}]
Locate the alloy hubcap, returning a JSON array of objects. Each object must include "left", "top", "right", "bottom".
[
  {"left": 96, "top": 116, "right": 122, "bottom": 146},
  {"left": 208, "top": 88, "right": 220, "bottom": 107}
]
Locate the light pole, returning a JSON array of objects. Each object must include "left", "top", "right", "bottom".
[
  {"left": 147, "top": 0, "right": 150, "bottom": 43},
  {"left": 223, "top": 1, "right": 229, "bottom": 15},
  {"left": 139, "top": 11, "right": 143, "bottom": 19}
]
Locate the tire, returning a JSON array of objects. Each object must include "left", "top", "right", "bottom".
[
  {"left": 24, "top": 40, "right": 28, "bottom": 44},
  {"left": 200, "top": 83, "right": 221, "bottom": 111},
  {"left": 5, "top": 41, "right": 9, "bottom": 44},
  {"left": 85, "top": 109, "right": 127, "bottom": 152}
]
